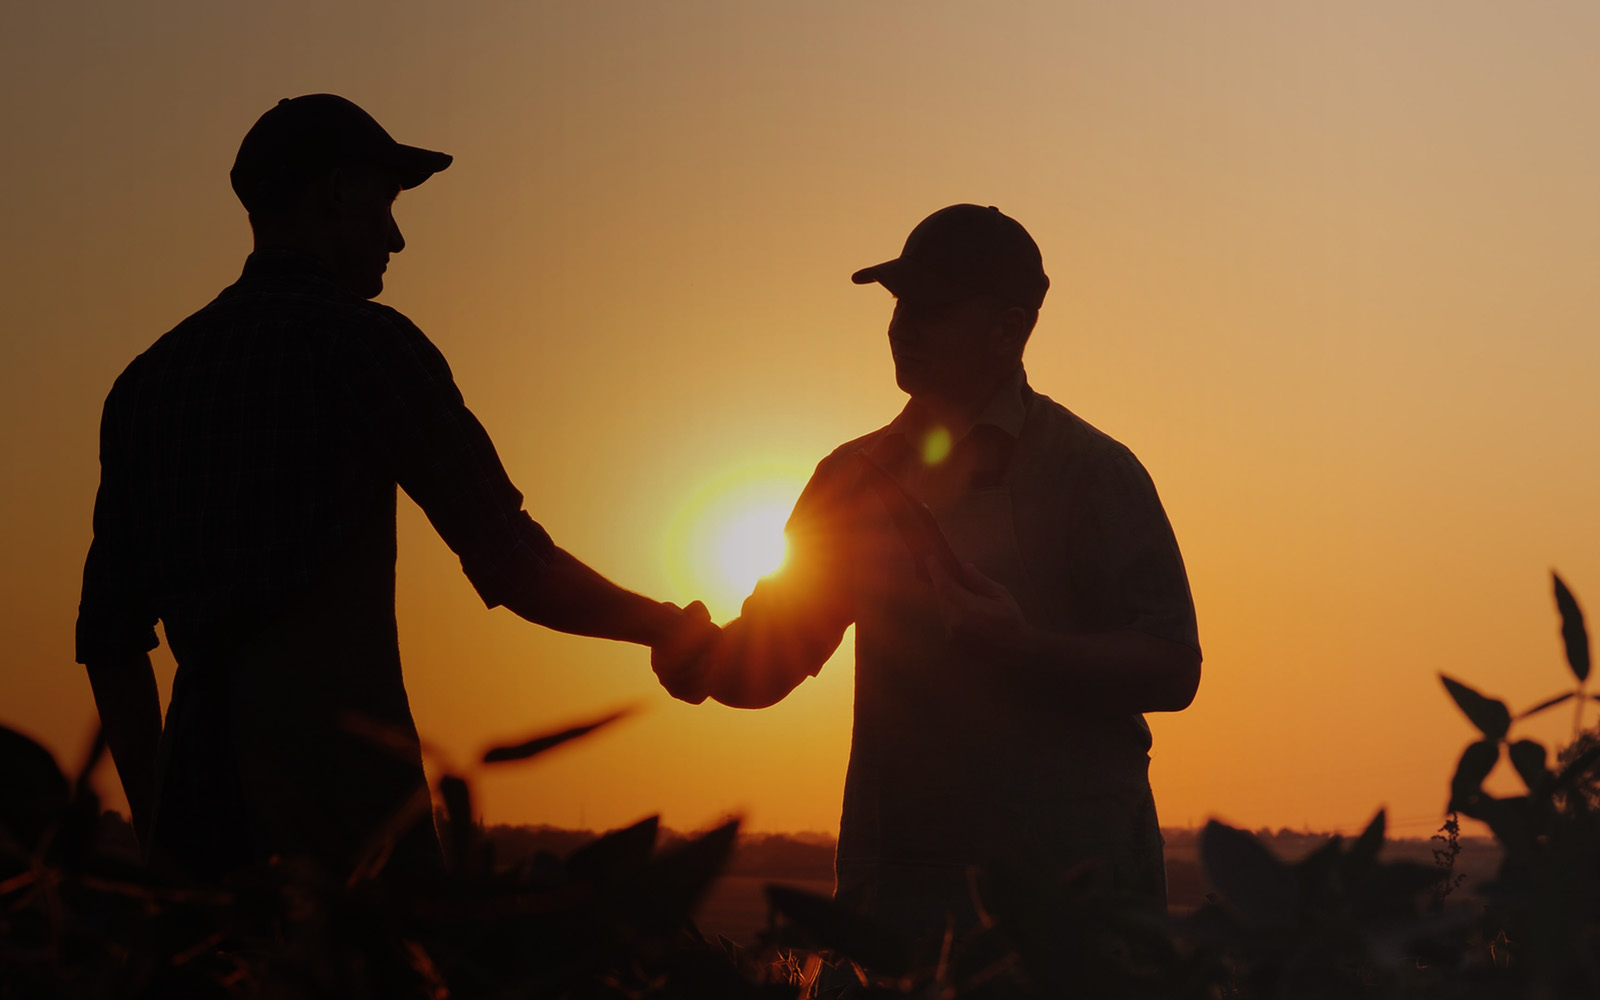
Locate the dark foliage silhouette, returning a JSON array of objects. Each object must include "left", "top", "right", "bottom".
[{"left": 6, "top": 572, "right": 1600, "bottom": 997}]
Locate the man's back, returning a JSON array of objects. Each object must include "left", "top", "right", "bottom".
[
  {"left": 79, "top": 248, "right": 549, "bottom": 876},
  {"left": 93, "top": 251, "right": 391, "bottom": 662},
  {"left": 81, "top": 248, "right": 550, "bottom": 671}
]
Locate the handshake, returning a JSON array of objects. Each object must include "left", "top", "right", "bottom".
[{"left": 651, "top": 601, "right": 722, "bottom": 704}]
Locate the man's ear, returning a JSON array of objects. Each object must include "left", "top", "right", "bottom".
[
  {"left": 996, "top": 305, "right": 1033, "bottom": 358},
  {"left": 301, "top": 168, "right": 344, "bottom": 223}
]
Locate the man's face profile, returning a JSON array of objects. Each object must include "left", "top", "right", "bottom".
[
  {"left": 887, "top": 295, "right": 1017, "bottom": 400},
  {"left": 323, "top": 164, "right": 405, "bottom": 300}
]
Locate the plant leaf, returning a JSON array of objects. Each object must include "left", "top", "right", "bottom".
[
  {"left": 1518, "top": 691, "right": 1576, "bottom": 719},
  {"left": 482, "top": 707, "right": 633, "bottom": 764},
  {"left": 1296, "top": 835, "right": 1344, "bottom": 903},
  {"left": 348, "top": 785, "right": 434, "bottom": 886},
  {"left": 73, "top": 728, "right": 106, "bottom": 797},
  {"left": 1508, "top": 740, "right": 1549, "bottom": 793},
  {"left": 766, "top": 884, "right": 909, "bottom": 976},
  {"left": 1449, "top": 739, "right": 1499, "bottom": 813},
  {"left": 1440, "top": 675, "right": 1511, "bottom": 741},
  {"left": 1553, "top": 743, "right": 1600, "bottom": 793},
  {"left": 640, "top": 818, "right": 741, "bottom": 925},
  {"left": 1473, "top": 795, "right": 1537, "bottom": 861},
  {"left": 1362, "top": 860, "right": 1450, "bottom": 907},
  {"left": 566, "top": 815, "right": 659, "bottom": 885},
  {"left": 1346, "top": 810, "right": 1386, "bottom": 879},
  {"left": 1555, "top": 573, "right": 1591, "bottom": 683},
  {"left": 439, "top": 774, "right": 474, "bottom": 873},
  {"left": 1200, "top": 820, "right": 1299, "bottom": 925},
  {"left": 340, "top": 710, "right": 426, "bottom": 761},
  {"left": 0, "top": 724, "right": 70, "bottom": 852}
]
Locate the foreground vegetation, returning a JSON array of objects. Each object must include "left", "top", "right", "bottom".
[{"left": 3, "top": 573, "right": 1598, "bottom": 997}]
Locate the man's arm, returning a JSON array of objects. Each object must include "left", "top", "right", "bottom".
[
  {"left": 928, "top": 559, "right": 1201, "bottom": 715},
  {"left": 928, "top": 440, "right": 1201, "bottom": 716},
  {"left": 698, "top": 609, "right": 845, "bottom": 708},
  {"left": 645, "top": 568, "right": 848, "bottom": 709},
  {"left": 338, "top": 313, "right": 712, "bottom": 655},
  {"left": 497, "top": 546, "right": 700, "bottom": 646},
  {"left": 655, "top": 454, "right": 858, "bottom": 708},
  {"left": 83, "top": 654, "right": 162, "bottom": 841},
  {"left": 78, "top": 388, "right": 165, "bottom": 846}
]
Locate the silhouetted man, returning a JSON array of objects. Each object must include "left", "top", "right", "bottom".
[
  {"left": 657, "top": 205, "right": 1201, "bottom": 956},
  {"left": 77, "top": 95, "right": 713, "bottom": 880}
]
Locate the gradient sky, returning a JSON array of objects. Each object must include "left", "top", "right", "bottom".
[{"left": 4, "top": 1, "right": 1599, "bottom": 839}]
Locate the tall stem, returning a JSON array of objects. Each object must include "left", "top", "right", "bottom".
[{"left": 1575, "top": 680, "right": 1587, "bottom": 741}]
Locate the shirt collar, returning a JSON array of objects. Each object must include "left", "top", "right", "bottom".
[
  {"left": 237, "top": 247, "right": 350, "bottom": 292},
  {"left": 886, "top": 365, "right": 1029, "bottom": 445}
]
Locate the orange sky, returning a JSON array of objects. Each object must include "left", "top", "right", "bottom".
[{"left": 4, "top": 1, "right": 1600, "bottom": 839}]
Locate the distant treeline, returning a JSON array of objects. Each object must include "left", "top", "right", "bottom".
[
  {"left": 470, "top": 820, "right": 1503, "bottom": 912},
  {"left": 478, "top": 822, "right": 839, "bottom": 881}
]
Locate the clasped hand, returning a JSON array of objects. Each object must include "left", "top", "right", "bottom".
[
  {"left": 651, "top": 601, "right": 720, "bottom": 704},
  {"left": 926, "top": 558, "right": 1028, "bottom": 657}
]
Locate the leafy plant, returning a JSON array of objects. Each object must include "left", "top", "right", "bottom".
[
  {"left": 0, "top": 712, "right": 783, "bottom": 999},
  {"left": 1426, "top": 572, "right": 1600, "bottom": 994},
  {"left": 8, "top": 571, "right": 1600, "bottom": 998}
]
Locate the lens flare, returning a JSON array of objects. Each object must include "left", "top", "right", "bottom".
[{"left": 921, "top": 426, "right": 952, "bottom": 465}]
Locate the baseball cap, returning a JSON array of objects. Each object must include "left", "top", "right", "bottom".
[
  {"left": 230, "top": 94, "right": 453, "bottom": 214},
  {"left": 851, "top": 204, "right": 1049, "bottom": 310}
]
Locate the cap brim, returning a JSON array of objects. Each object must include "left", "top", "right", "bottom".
[
  {"left": 851, "top": 257, "right": 975, "bottom": 305},
  {"left": 390, "top": 144, "right": 453, "bottom": 189}
]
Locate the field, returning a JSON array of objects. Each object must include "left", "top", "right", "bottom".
[
  {"left": 558, "top": 826, "right": 1505, "bottom": 941},
  {"left": 4, "top": 575, "right": 1595, "bottom": 996}
]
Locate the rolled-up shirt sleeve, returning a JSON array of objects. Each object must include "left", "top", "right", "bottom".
[
  {"left": 1085, "top": 449, "right": 1201, "bottom": 654},
  {"left": 716, "top": 449, "right": 859, "bottom": 687},
  {"left": 336, "top": 308, "right": 556, "bottom": 609},
  {"left": 76, "top": 391, "right": 159, "bottom": 664}
]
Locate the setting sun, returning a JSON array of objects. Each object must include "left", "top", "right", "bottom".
[
  {"left": 713, "top": 503, "right": 791, "bottom": 597},
  {"left": 665, "top": 464, "right": 811, "bottom": 620}
]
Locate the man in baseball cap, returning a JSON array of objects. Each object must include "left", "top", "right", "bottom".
[
  {"left": 222, "top": 93, "right": 453, "bottom": 300},
  {"left": 850, "top": 202, "right": 1049, "bottom": 310},
  {"left": 229, "top": 93, "right": 454, "bottom": 216},
  {"left": 659, "top": 204, "right": 1202, "bottom": 972},
  {"left": 77, "top": 95, "right": 716, "bottom": 879}
]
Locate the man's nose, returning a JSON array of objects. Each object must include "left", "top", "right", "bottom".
[{"left": 388, "top": 216, "right": 405, "bottom": 254}]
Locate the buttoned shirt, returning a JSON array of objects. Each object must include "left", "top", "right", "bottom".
[
  {"left": 722, "top": 369, "right": 1199, "bottom": 907},
  {"left": 76, "top": 248, "right": 555, "bottom": 671},
  {"left": 75, "top": 248, "right": 557, "bottom": 874}
]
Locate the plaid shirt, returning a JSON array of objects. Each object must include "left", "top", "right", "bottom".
[{"left": 76, "top": 248, "right": 555, "bottom": 668}]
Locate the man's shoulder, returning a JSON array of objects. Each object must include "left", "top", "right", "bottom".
[
  {"left": 148, "top": 271, "right": 428, "bottom": 361},
  {"left": 216, "top": 270, "right": 421, "bottom": 335},
  {"left": 822, "top": 425, "right": 894, "bottom": 462},
  {"left": 1022, "top": 388, "right": 1140, "bottom": 470},
  {"left": 808, "top": 424, "right": 902, "bottom": 484},
  {"left": 105, "top": 277, "right": 443, "bottom": 428}
]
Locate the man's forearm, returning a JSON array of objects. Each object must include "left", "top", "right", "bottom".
[
  {"left": 926, "top": 562, "right": 1199, "bottom": 716},
  {"left": 501, "top": 547, "right": 679, "bottom": 645},
  {"left": 704, "top": 628, "right": 805, "bottom": 709},
  {"left": 84, "top": 654, "right": 162, "bottom": 842},
  {"left": 998, "top": 626, "right": 1201, "bottom": 716},
  {"left": 701, "top": 614, "right": 839, "bottom": 709}
]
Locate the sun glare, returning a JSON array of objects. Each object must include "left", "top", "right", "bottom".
[
  {"left": 715, "top": 504, "right": 791, "bottom": 594},
  {"left": 666, "top": 464, "right": 809, "bottom": 620}
]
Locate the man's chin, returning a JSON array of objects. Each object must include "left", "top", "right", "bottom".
[{"left": 893, "top": 366, "right": 930, "bottom": 397}]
